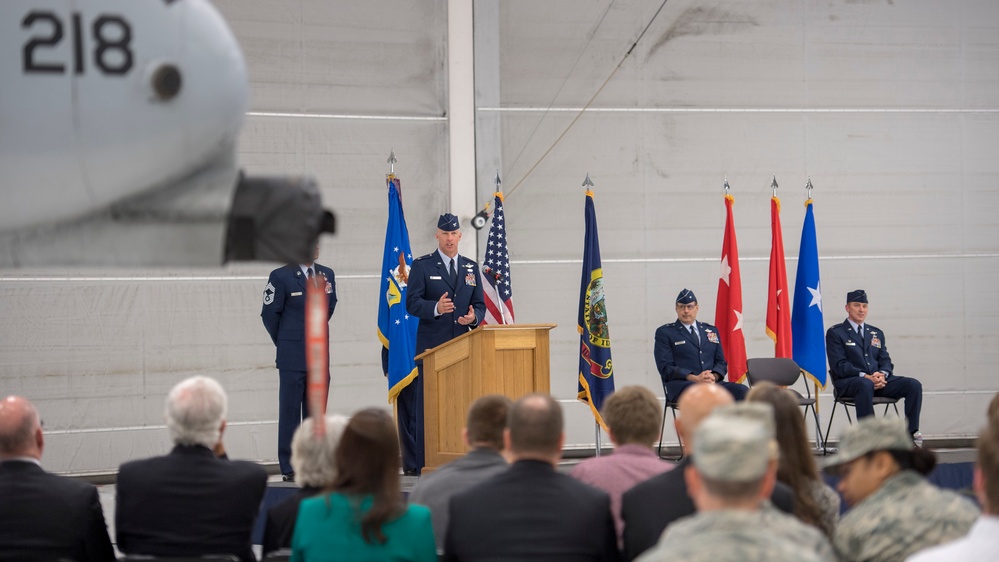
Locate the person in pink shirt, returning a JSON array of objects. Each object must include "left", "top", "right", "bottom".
[{"left": 571, "top": 385, "right": 674, "bottom": 547}]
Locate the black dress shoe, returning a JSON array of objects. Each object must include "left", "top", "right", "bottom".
[
  {"left": 282, "top": 472, "right": 295, "bottom": 482},
  {"left": 403, "top": 469, "right": 420, "bottom": 476}
]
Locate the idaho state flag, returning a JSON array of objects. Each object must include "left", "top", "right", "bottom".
[
  {"left": 577, "top": 188, "right": 615, "bottom": 431},
  {"left": 766, "top": 196, "right": 793, "bottom": 357},
  {"left": 715, "top": 194, "right": 747, "bottom": 383},
  {"left": 792, "top": 198, "right": 827, "bottom": 387},
  {"left": 377, "top": 176, "right": 420, "bottom": 402}
]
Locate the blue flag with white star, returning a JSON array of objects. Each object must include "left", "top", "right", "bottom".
[
  {"left": 791, "top": 199, "right": 827, "bottom": 387},
  {"left": 377, "top": 176, "right": 420, "bottom": 401}
]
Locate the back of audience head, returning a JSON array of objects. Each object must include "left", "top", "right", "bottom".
[
  {"left": 988, "top": 391, "right": 999, "bottom": 425},
  {"left": 676, "top": 383, "right": 734, "bottom": 450},
  {"left": 688, "top": 402, "right": 779, "bottom": 507},
  {"left": 465, "top": 394, "right": 512, "bottom": 450},
  {"left": 506, "top": 393, "right": 563, "bottom": 463},
  {"left": 0, "top": 395, "right": 43, "bottom": 460},
  {"left": 291, "top": 414, "right": 348, "bottom": 489},
  {"left": 601, "top": 385, "right": 662, "bottom": 447},
  {"left": 825, "top": 416, "right": 936, "bottom": 507},
  {"left": 977, "top": 421, "right": 999, "bottom": 514},
  {"left": 747, "top": 382, "right": 827, "bottom": 533},
  {"left": 331, "top": 408, "right": 402, "bottom": 544},
  {"left": 165, "top": 376, "right": 227, "bottom": 449}
]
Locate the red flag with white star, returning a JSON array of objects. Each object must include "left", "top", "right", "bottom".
[
  {"left": 715, "top": 194, "right": 747, "bottom": 383},
  {"left": 766, "top": 196, "right": 793, "bottom": 357}
]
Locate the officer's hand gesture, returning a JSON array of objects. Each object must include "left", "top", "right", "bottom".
[
  {"left": 457, "top": 306, "right": 476, "bottom": 326},
  {"left": 438, "top": 292, "right": 455, "bottom": 314}
]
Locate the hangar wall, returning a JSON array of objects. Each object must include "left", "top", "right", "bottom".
[{"left": 0, "top": 0, "right": 996, "bottom": 473}]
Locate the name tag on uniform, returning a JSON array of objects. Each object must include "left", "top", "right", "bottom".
[
  {"left": 674, "top": 341, "right": 686, "bottom": 345},
  {"left": 430, "top": 276, "right": 442, "bottom": 280},
  {"left": 845, "top": 341, "right": 856, "bottom": 346},
  {"left": 290, "top": 291, "right": 303, "bottom": 297}
]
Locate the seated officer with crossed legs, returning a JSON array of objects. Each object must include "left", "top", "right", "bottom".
[{"left": 654, "top": 289, "right": 747, "bottom": 402}]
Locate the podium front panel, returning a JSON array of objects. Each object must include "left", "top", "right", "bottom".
[{"left": 421, "top": 324, "right": 554, "bottom": 471}]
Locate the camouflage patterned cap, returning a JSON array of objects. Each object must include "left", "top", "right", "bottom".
[
  {"left": 823, "top": 416, "right": 913, "bottom": 471},
  {"left": 693, "top": 402, "right": 778, "bottom": 482}
]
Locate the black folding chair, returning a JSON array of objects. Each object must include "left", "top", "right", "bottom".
[
  {"left": 657, "top": 381, "right": 683, "bottom": 461},
  {"left": 823, "top": 379, "right": 900, "bottom": 453},
  {"left": 745, "top": 357, "right": 824, "bottom": 447}
]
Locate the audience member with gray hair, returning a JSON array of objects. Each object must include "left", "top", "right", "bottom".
[
  {"left": 0, "top": 395, "right": 115, "bottom": 562},
  {"left": 636, "top": 402, "right": 835, "bottom": 562},
  {"left": 262, "top": 414, "right": 348, "bottom": 555},
  {"left": 827, "top": 417, "right": 978, "bottom": 562},
  {"left": 116, "top": 376, "right": 267, "bottom": 562}
]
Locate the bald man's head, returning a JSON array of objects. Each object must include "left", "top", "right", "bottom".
[
  {"left": 0, "top": 396, "right": 43, "bottom": 460},
  {"left": 675, "top": 384, "right": 735, "bottom": 452}
]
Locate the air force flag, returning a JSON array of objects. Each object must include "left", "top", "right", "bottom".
[{"left": 791, "top": 198, "right": 827, "bottom": 387}]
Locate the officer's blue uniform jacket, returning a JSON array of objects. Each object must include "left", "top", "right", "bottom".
[
  {"left": 654, "top": 320, "right": 727, "bottom": 383},
  {"left": 261, "top": 264, "right": 337, "bottom": 371},
  {"left": 406, "top": 252, "right": 485, "bottom": 355},
  {"left": 826, "top": 320, "right": 894, "bottom": 382}
]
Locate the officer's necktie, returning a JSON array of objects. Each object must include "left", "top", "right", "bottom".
[
  {"left": 689, "top": 325, "right": 700, "bottom": 346},
  {"left": 307, "top": 267, "right": 314, "bottom": 279},
  {"left": 857, "top": 325, "right": 863, "bottom": 341},
  {"left": 449, "top": 259, "right": 457, "bottom": 286}
]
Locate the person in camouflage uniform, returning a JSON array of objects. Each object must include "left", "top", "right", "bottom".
[
  {"left": 826, "top": 417, "right": 979, "bottom": 562},
  {"left": 636, "top": 402, "right": 836, "bottom": 562}
]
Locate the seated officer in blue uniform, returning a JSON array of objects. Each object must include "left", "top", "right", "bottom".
[
  {"left": 654, "top": 289, "right": 748, "bottom": 402},
  {"left": 261, "top": 244, "right": 337, "bottom": 481},
  {"left": 404, "top": 213, "right": 485, "bottom": 475},
  {"left": 826, "top": 289, "right": 923, "bottom": 445}
]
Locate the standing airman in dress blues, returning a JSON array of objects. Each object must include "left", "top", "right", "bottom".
[
  {"left": 261, "top": 244, "right": 337, "bottom": 481},
  {"left": 826, "top": 290, "right": 923, "bottom": 444},
  {"left": 654, "top": 289, "right": 748, "bottom": 403},
  {"left": 404, "top": 213, "right": 485, "bottom": 475}
]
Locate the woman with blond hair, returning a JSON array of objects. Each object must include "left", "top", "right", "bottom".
[{"left": 291, "top": 408, "right": 436, "bottom": 561}]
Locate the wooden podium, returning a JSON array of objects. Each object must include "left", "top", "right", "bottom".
[{"left": 416, "top": 323, "right": 556, "bottom": 472}]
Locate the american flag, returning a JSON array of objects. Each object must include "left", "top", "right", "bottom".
[{"left": 480, "top": 192, "right": 515, "bottom": 324}]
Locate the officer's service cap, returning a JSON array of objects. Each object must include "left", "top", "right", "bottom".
[
  {"left": 693, "top": 402, "right": 778, "bottom": 482},
  {"left": 822, "top": 417, "right": 913, "bottom": 472},
  {"left": 676, "top": 288, "right": 697, "bottom": 305}
]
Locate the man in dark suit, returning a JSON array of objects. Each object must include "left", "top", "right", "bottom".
[
  {"left": 620, "top": 384, "right": 794, "bottom": 561},
  {"left": 826, "top": 289, "right": 923, "bottom": 443},
  {"left": 115, "top": 376, "right": 268, "bottom": 562},
  {"left": 410, "top": 394, "right": 512, "bottom": 552},
  {"left": 443, "top": 393, "right": 620, "bottom": 561},
  {"left": 261, "top": 243, "right": 337, "bottom": 480},
  {"left": 404, "top": 213, "right": 485, "bottom": 474},
  {"left": 0, "top": 395, "right": 115, "bottom": 562},
  {"left": 654, "top": 289, "right": 747, "bottom": 402}
]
